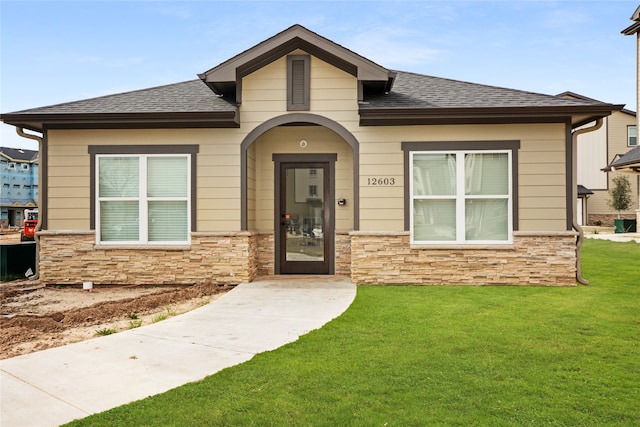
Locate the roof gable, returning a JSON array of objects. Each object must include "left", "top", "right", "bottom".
[
  {"left": 622, "top": 5, "right": 640, "bottom": 35},
  {"left": 198, "top": 24, "right": 395, "bottom": 101}
]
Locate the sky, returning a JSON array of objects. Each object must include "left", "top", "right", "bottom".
[{"left": 1, "top": 0, "right": 637, "bottom": 151}]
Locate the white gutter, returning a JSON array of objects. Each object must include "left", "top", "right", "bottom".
[
  {"left": 571, "top": 118, "right": 603, "bottom": 285},
  {"left": 16, "top": 127, "right": 44, "bottom": 280}
]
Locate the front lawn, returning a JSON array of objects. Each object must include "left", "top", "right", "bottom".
[{"left": 67, "top": 239, "right": 639, "bottom": 426}]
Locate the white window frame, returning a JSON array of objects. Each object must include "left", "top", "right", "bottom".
[
  {"left": 96, "top": 153, "right": 191, "bottom": 245},
  {"left": 410, "top": 150, "right": 513, "bottom": 245},
  {"left": 628, "top": 125, "right": 637, "bottom": 147}
]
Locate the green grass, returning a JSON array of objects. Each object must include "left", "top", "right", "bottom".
[
  {"left": 94, "top": 328, "right": 116, "bottom": 337},
  {"left": 67, "top": 239, "right": 639, "bottom": 426},
  {"left": 128, "top": 319, "right": 143, "bottom": 329}
]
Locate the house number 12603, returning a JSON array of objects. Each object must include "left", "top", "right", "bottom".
[{"left": 367, "top": 177, "right": 396, "bottom": 185}]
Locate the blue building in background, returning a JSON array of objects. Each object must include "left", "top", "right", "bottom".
[{"left": 1, "top": 147, "right": 39, "bottom": 228}]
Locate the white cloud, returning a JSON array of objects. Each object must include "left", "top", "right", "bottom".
[
  {"left": 153, "top": 5, "right": 192, "bottom": 20},
  {"left": 345, "top": 27, "right": 447, "bottom": 69},
  {"left": 541, "top": 6, "right": 593, "bottom": 30}
]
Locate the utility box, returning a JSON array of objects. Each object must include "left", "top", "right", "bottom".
[
  {"left": 0, "top": 242, "right": 36, "bottom": 281},
  {"left": 614, "top": 219, "right": 637, "bottom": 233}
]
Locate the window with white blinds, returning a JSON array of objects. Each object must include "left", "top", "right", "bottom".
[
  {"left": 97, "top": 154, "right": 190, "bottom": 244},
  {"left": 411, "top": 150, "right": 512, "bottom": 244},
  {"left": 628, "top": 125, "right": 637, "bottom": 147}
]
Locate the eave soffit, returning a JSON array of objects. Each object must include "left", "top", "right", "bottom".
[
  {"left": 198, "top": 24, "right": 395, "bottom": 95},
  {"left": 358, "top": 104, "right": 625, "bottom": 128}
]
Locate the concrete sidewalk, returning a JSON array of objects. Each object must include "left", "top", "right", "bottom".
[{"left": 0, "top": 276, "right": 356, "bottom": 427}]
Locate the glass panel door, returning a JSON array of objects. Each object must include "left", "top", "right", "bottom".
[
  {"left": 279, "top": 163, "right": 331, "bottom": 274},
  {"left": 285, "top": 167, "right": 324, "bottom": 262}
]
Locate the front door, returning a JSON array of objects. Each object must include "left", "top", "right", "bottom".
[{"left": 277, "top": 161, "right": 333, "bottom": 274}]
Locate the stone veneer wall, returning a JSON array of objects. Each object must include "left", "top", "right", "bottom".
[
  {"left": 37, "top": 230, "right": 578, "bottom": 286},
  {"left": 255, "top": 232, "right": 275, "bottom": 277},
  {"left": 350, "top": 231, "right": 578, "bottom": 286},
  {"left": 38, "top": 231, "right": 257, "bottom": 285},
  {"left": 335, "top": 231, "right": 351, "bottom": 276},
  {"left": 254, "top": 231, "right": 351, "bottom": 277},
  {"left": 587, "top": 213, "right": 637, "bottom": 227}
]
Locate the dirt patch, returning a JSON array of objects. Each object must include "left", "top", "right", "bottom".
[{"left": 0, "top": 281, "right": 232, "bottom": 360}]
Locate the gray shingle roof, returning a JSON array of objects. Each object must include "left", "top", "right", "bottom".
[
  {"left": 612, "top": 146, "right": 640, "bottom": 169},
  {"left": 7, "top": 80, "right": 234, "bottom": 115},
  {"left": 0, "top": 146, "right": 38, "bottom": 162},
  {"left": 577, "top": 185, "right": 593, "bottom": 196},
  {"left": 361, "top": 71, "right": 602, "bottom": 109},
  {"left": 4, "top": 70, "right": 607, "bottom": 117}
]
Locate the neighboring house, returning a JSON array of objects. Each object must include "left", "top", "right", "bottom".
[
  {"left": 560, "top": 92, "right": 638, "bottom": 226},
  {"left": 0, "top": 25, "right": 623, "bottom": 286},
  {"left": 620, "top": 5, "right": 640, "bottom": 224},
  {"left": 623, "top": 5, "right": 640, "bottom": 133},
  {"left": 0, "top": 147, "right": 39, "bottom": 228}
]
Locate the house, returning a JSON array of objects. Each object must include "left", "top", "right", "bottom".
[
  {"left": 622, "top": 5, "right": 640, "bottom": 133},
  {"left": 0, "top": 25, "right": 623, "bottom": 286},
  {"left": 559, "top": 92, "right": 637, "bottom": 226},
  {"left": 619, "top": 5, "right": 640, "bottom": 225},
  {"left": 0, "top": 146, "right": 39, "bottom": 228}
]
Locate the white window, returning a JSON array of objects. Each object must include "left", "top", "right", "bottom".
[
  {"left": 96, "top": 154, "right": 190, "bottom": 244},
  {"left": 8, "top": 163, "right": 16, "bottom": 170},
  {"left": 628, "top": 125, "right": 637, "bottom": 147},
  {"left": 410, "top": 150, "right": 512, "bottom": 244},
  {"left": 21, "top": 163, "right": 30, "bottom": 171}
]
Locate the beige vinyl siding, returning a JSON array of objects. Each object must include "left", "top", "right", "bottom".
[
  {"left": 46, "top": 133, "right": 91, "bottom": 230},
  {"left": 197, "top": 132, "right": 244, "bottom": 231},
  {"left": 518, "top": 134, "right": 567, "bottom": 231},
  {"left": 246, "top": 143, "right": 257, "bottom": 230}
]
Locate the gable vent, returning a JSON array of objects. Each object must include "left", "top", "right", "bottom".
[{"left": 287, "top": 55, "right": 310, "bottom": 111}]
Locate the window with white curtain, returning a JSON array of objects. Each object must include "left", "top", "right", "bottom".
[
  {"left": 411, "top": 150, "right": 512, "bottom": 244},
  {"left": 97, "top": 154, "right": 190, "bottom": 244}
]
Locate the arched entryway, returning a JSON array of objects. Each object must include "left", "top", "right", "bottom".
[{"left": 240, "top": 113, "right": 359, "bottom": 275}]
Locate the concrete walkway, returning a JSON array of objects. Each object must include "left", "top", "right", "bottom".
[{"left": 0, "top": 276, "right": 356, "bottom": 427}]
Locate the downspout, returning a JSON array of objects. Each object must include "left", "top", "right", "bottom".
[
  {"left": 16, "top": 127, "right": 44, "bottom": 280},
  {"left": 571, "top": 118, "right": 603, "bottom": 285}
]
